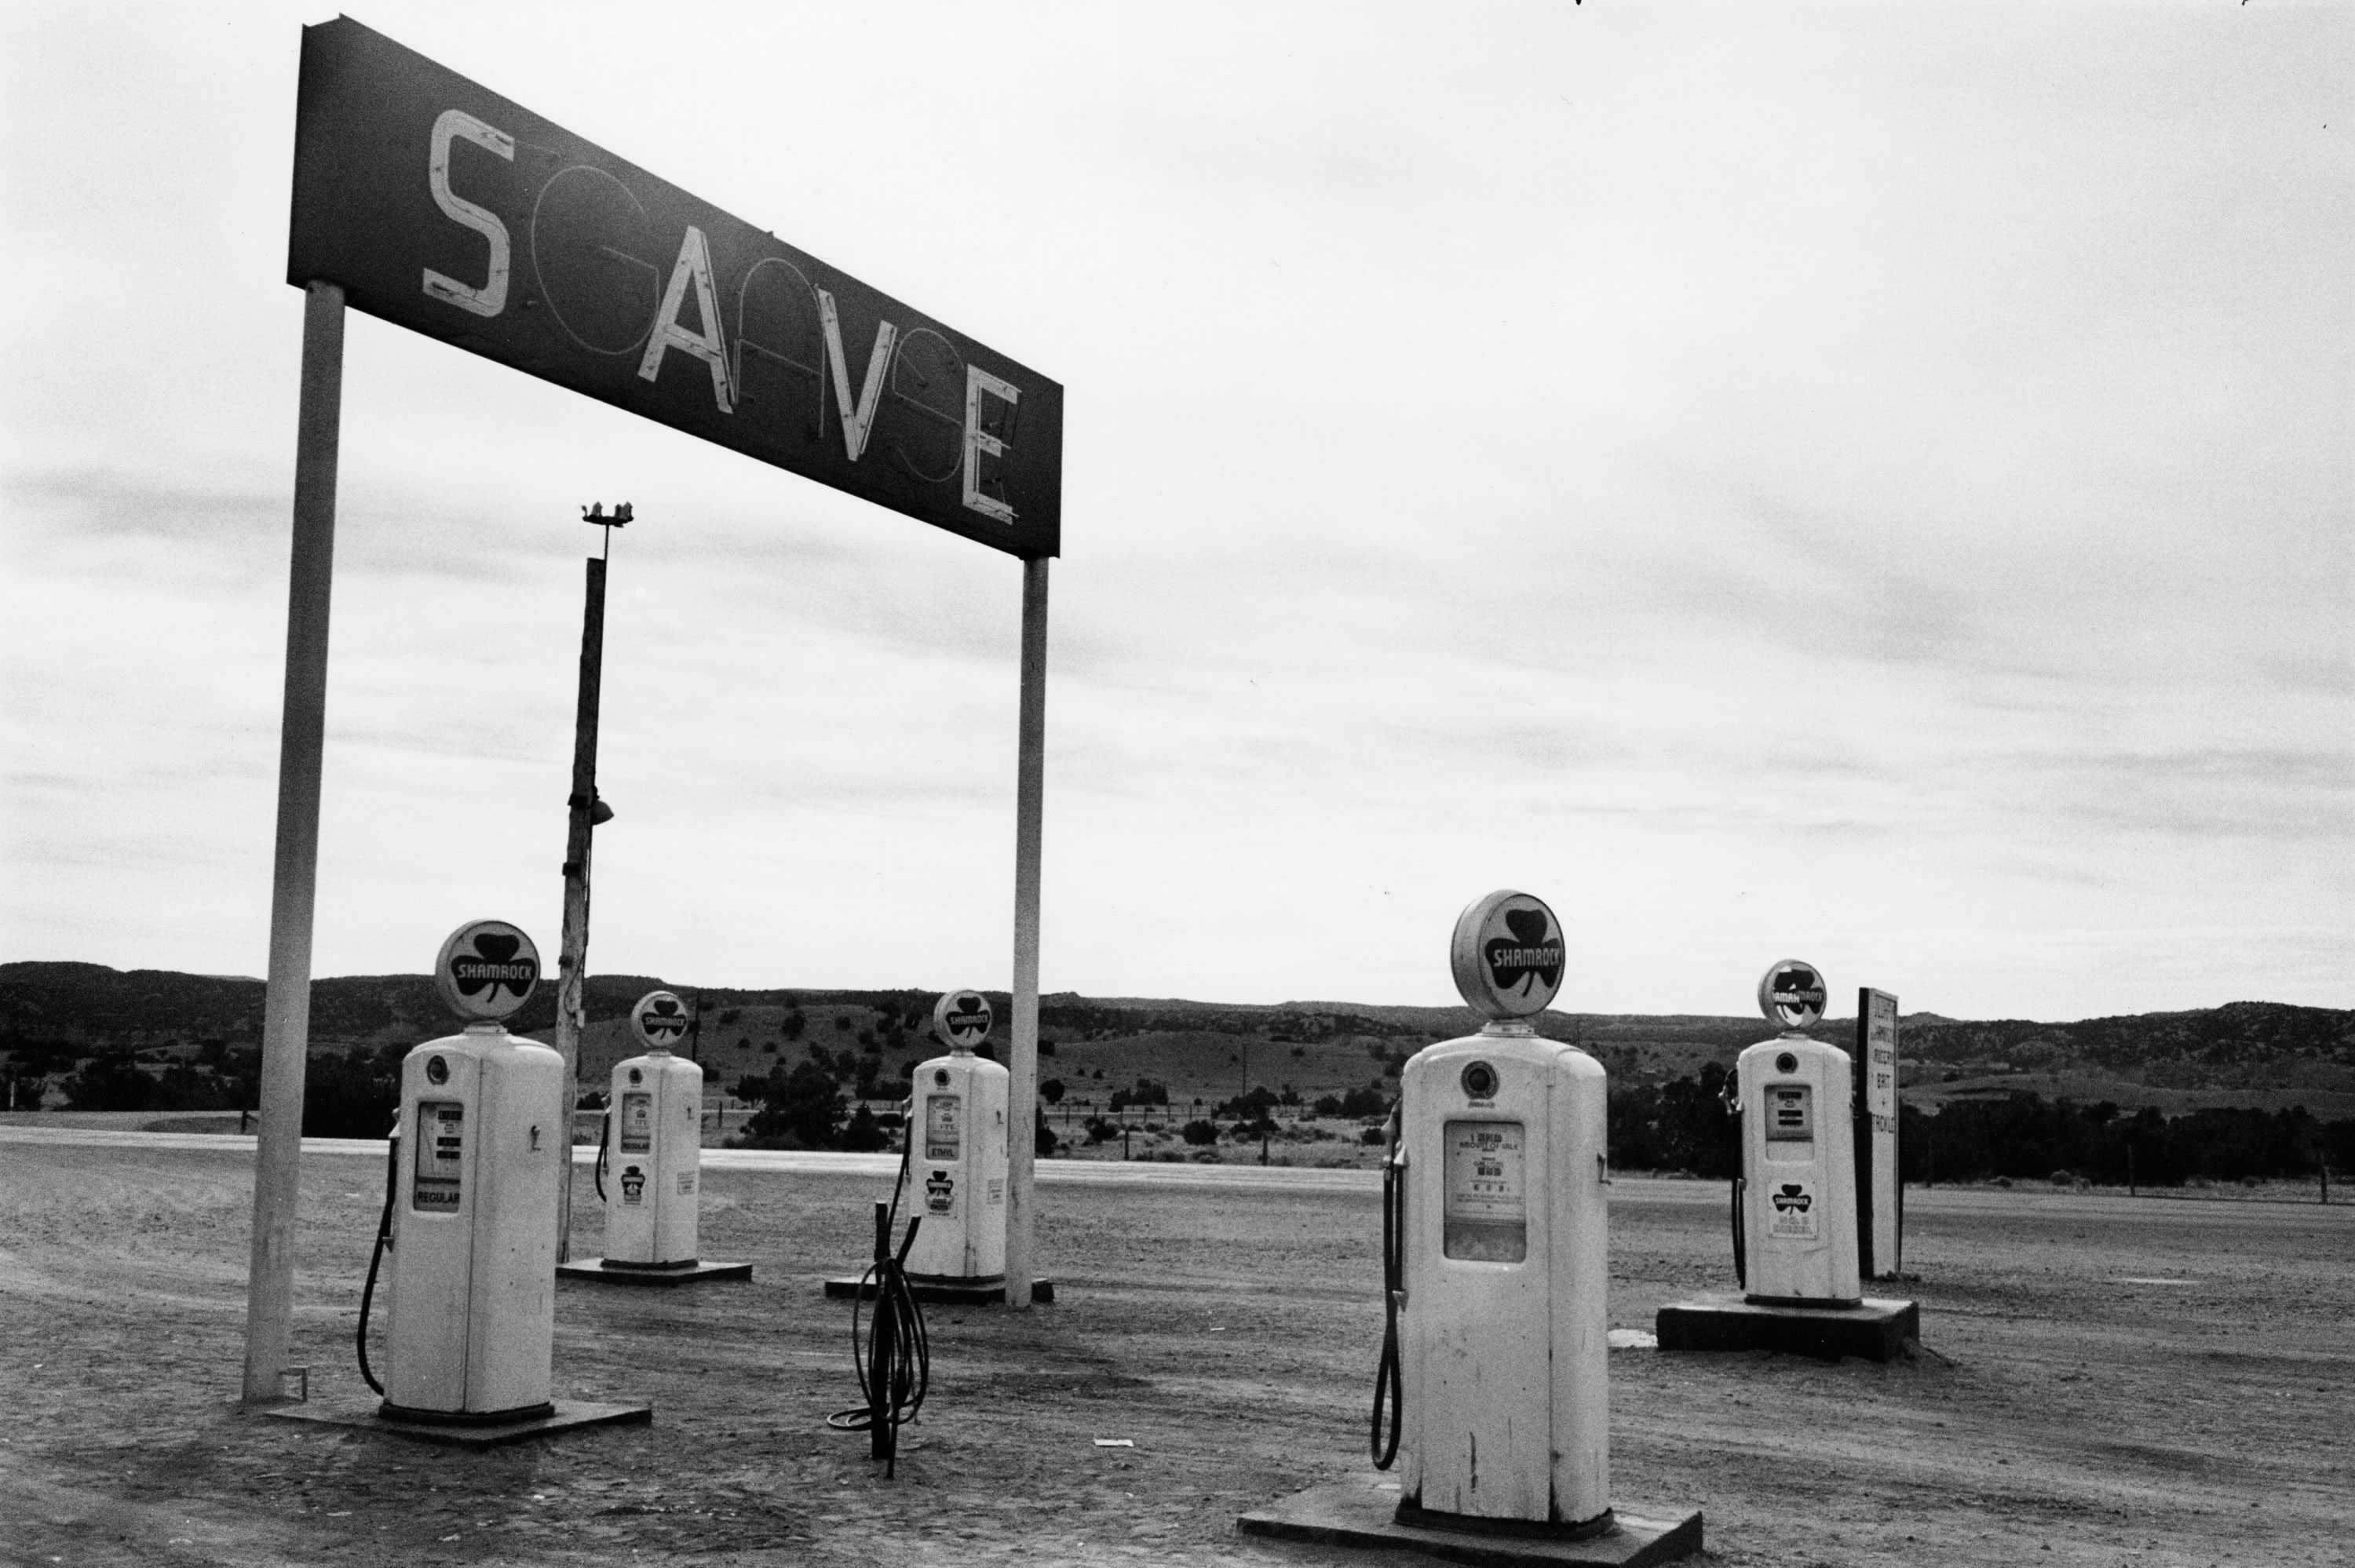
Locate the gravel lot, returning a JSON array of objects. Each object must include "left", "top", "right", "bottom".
[{"left": 2, "top": 1133, "right": 2347, "bottom": 1566}]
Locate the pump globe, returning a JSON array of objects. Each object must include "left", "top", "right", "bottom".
[
  {"left": 1447, "top": 890, "right": 1566, "bottom": 1019},
  {"left": 1756, "top": 959, "right": 1828, "bottom": 1033},
  {"left": 431, "top": 920, "right": 541, "bottom": 1023}
]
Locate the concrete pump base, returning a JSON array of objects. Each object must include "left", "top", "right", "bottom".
[
  {"left": 822, "top": 1274, "right": 1054, "bottom": 1305},
  {"left": 557, "top": 1257, "right": 753, "bottom": 1285},
  {"left": 261, "top": 1397, "right": 652, "bottom": 1449},
  {"left": 1655, "top": 1293, "right": 1920, "bottom": 1362},
  {"left": 1239, "top": 1477, "right": 1701, "bottom": 1566}
]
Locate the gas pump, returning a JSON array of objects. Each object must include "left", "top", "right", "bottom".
[
  {"left": 363, "top": 920, "right": 563, "bottom": 1424},
  {"left": 1373, "top": 891, "right": 1614, "bottom": 1535},
  {"left": 593, "top": 990, "right": 704, "bottom": 1271},
  {"left": 901, "top": 990, "right": 1009, "bottom": 1289},
  {"left": 1732, "top": 960, "right": 1861, "bottom": 1307}
]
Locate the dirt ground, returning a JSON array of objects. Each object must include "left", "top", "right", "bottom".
[{"left": 2, "top": 1138, "right": 2348, "bottom": 1568}]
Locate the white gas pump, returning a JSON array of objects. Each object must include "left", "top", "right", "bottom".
[
  {"left": 368, "top": 920, "right": 563, "bottom": 1424},
  {"left": 593, "top": 990, "right": 705, "bottom": 1271},
  {"left": 901, "top": 989, "right": 1009, "bottom": 1288},
  {"left": 1732, "top": 960, "right": 1861, "bottom": 1307},
  {"left": 1373, "top": 891, "right": 1613, "bottom": 1536}
]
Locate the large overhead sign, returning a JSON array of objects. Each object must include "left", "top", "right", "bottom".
[{"left": 288, "top": 18, "right": 1062, "bottom": 559}]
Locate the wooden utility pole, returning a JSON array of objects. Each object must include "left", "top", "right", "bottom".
[
  {"left": 242, "top": 280, "right": 345, "bottom": 1405},
  {"left": 1003, "top": 557, "right": 1049, "bottom": 1309},
  {"left": 553, "top": 505, "right": 626, "bottom": 1263}
]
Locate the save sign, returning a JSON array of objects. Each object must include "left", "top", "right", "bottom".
[{"left": 288, "top": 18, "right": 1063, "bottom": 560}]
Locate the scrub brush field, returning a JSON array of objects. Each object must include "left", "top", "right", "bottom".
[{"left": 1, "top": 1133, "right": 2348, "bottom": 1568}]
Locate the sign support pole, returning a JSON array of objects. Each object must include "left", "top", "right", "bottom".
[
  {"left": 1004, "top": 556, "right": 1049, "bottom": 1309},
  {"left": 241, "top": 279, "right": 346, "bottom": 1404},
  {"left": 553, "top": 555, "right": 608, "bottom": 1263}
]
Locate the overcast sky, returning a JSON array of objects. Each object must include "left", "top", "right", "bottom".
[{"left": 4, "top": 2, "right": 2348, "bottom": 1022}]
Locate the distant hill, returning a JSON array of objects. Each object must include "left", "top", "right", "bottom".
[{"left": 3, "top": 961, "right": 2350, "bottom": 1115}]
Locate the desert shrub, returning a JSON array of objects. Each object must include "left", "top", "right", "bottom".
[
  {"left": 838, "top": 1103, "right": 891, "bottom": 1153},
  {"left": 741, "top": 1059, "right": 843, "bottom": 1149},
  {"left": 1181, "top": 1118, "right": 1218, "bottom": 1146},
  {"left": 1215, "top": 1086, "right": 1279, "bottom": 1119},
  {"left": 302, "top": 1048, "right": 400, "bottom": 1139}
]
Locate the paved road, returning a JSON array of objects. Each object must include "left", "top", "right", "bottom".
[
  {"left": 5, "top": 1122, "right": 2344, "bottom": 1226},
  {"left": 0, "top": 1122, "right": 1371, "bottom": 1194}
]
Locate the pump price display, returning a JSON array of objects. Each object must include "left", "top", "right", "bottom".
[
  {"left": 926, "top": 1094, "right": 963, "bottom": 1162},
  {"left": 619, "top": 1091, "right": 654, "bottom": 1154},
  {"left": 1765, "top": 1083, "right": 1814, "bottom": 1143},
  {"left": 1442, "top": 1121, "right": 1528, "bottom": 1263},
  {"left": 414, "top": 1101, "right": 464, "bottom": 1210}
]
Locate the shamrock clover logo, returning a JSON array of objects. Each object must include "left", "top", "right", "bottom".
[
  {"left": 938, "top": 990, "right": 993, "bottom": 1046},
  {"left": 1771, "top": 1183, "right": 1813, "bottom": 1213},
  {"left": 450, "top": 932, "right": 537, "bottom": 1001},
  {"left": 638, "top": 994, "right": 688, "bottom": 1044},
  {"left": 1484, "top": 907, "right": 1563, "bottom": 997}
]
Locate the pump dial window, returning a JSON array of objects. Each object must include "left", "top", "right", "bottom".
[
  {"left": 1442, "top": 1120, "right": 1527, "bottom": 1263},
  {"left": 1765, "top": 1083, "right": 1814, "bottom": 1143},
  {"left": 1459, "top": 1061, "right": 1499, "bottom": 1100}
]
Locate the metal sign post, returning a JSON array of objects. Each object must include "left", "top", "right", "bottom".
[
  {"left": 241, "top": 279, "right": 345, "bottom": 1405},
  {"left": 1004, "top": 558, "right": 1049, "bottom": 1308}
]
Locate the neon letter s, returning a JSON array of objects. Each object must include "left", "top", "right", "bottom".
[{"left": 423, "top": 109, "right": 514, "bottom": 317}]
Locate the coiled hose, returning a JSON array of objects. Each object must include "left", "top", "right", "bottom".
[
  {"left": 825, "top": 1118, "right": 929, "bottom": 1476},
  {"left": 1370, "top": 1106, "right": 1404, "bottom": 1469},
  {"left": 1725, "top": 1078, "right": 1746, "bottom": 1289},
  {"left": 1730, "top": 1173, "right": 1747, "bottom": 1290},
  {"left": 356, "top": 1126, "right": 400, "bottom": 1395},
  {"left": 593, "top": 1107, "right": 610, "bottom": 1202}
]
